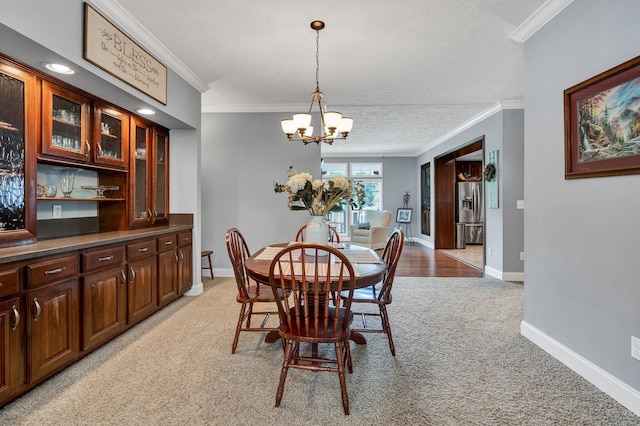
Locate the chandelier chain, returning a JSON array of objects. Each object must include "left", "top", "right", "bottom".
[{"left": 315, "top": 29, "right": 320, "bottom": 93}]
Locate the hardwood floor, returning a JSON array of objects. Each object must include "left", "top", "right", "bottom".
[{"left": 394, "top": 242, "right": 484, "bottom": 278}]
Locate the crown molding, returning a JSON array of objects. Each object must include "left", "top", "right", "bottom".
[
  {"left": 414, "top": 100, "right": 523, "bottom": 157},
  {"left": 201, "top": 103, "right": 311, "bottom": 113},
  {"left": 89, "top": 0, "right": 209, "bottom": 93},
  {"left": 508, "top": 0, "right": 575, "bottom": 43}
]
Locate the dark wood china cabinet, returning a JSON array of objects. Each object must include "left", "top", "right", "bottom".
[
  {"left": 0, "top": 60, "right": 37, "bottom": 248},
  {"left": 129, "top": 117, "right": 169, "bottom": 228},
  {"left": 0, "top": 54, "right": 191, "bottom": 408},
  {"left": 41, "top": 81, "right": 92, "bottom": 162}
]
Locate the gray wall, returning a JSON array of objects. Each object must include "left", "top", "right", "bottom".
[
  {"left": 416, "top": 108, "right": 525, "bottom": 278},
  {"left": 523, "top": 0, "right": 640, "bottom": 394},
  {"left": 201, "top": 113, "right": 320, "bottom": 271}
]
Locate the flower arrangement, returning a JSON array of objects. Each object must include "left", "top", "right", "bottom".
[{"left": 274, "top": 167, "right": 365, "bottom": 216}]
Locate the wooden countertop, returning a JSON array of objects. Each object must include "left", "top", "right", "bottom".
[{"left": 0, "top": 225, "right": 193, "bottom": 265}]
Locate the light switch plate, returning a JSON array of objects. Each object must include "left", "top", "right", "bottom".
[{"left": 517, "top": 200, "right": 525, "bottom": 209}]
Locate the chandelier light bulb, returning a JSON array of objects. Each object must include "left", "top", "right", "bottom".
[{"left": 281, "top": 119, "right": 296, "bottom": 135}]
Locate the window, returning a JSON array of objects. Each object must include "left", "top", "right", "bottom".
[{"left": 322, "top": 162, "right": 383, "bottom": 235}]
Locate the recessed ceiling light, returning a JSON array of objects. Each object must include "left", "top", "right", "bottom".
[
  {"left": 42, "top": 62, "right": 76, "bottom": 75},
  {"left": 137, "top": 108, "right": 156, "bottom": 115}
]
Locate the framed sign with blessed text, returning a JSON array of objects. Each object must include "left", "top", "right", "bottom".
[{"left": 83, "top": 3, "right": 167, "bottom": 105}]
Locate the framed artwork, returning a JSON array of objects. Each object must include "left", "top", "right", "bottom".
[
  {"left": 396, "top": 208, "right": 412, "bottom": 223},
  {"left": 564, "top": 56, "right": 640, "bottom": 179}
]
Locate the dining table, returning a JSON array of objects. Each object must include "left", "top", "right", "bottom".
[{"left": 244, "top": 242, "right": 387, "bottom": 345}]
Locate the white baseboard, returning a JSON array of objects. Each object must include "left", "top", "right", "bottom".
[
  {"left": 184, "top": 280, "right": 204, "bottom": 296},
  {"left": 412, "top": 237, "right": 433, "bottom": 248},
  {"left": 503, "top": 271, "right": 525, "bottom": 282},
  {"left": 216, "top": 268, "right": 234, "bottom": 278},
  {"left": 521, "top": 321, "right": 640, "bottom": 416}
]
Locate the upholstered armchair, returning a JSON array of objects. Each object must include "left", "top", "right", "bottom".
[{"left": 349, "top": 210, "right": 392, "bottom": 250}]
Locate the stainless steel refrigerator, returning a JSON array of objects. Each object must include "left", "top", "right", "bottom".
[{"left": 457, "top": 182, "right": 484, "bottom": 245}]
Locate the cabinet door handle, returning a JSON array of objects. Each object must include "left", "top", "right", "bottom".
[
  {"left": 120, "top": 270, "right": 126, "bottom": 287},
  {"left": 179, "top": 250, "right": 184, "bottom": 262},
  {"left": 11, "top": 305, "right": 20, "bottom": 332},
  {"left": 174, "top": 252, "right": 179, "bottom": 264},
  {"left": 96, "top": 142, "right": 102, "bottom": 158},
  {"left": 137, "top": 247, "right": 149, "bottom": 253},
  {"left": 98, "top": 255, "right": 114, "bottom": 262},
  {"left": 85, "top": 140, "right": 91, "bottom": 158},
  {"left": 129, "top": 266, "right": 136, "bottom": 283},
  {"left": 33, "top": 298, "right": 41, "bottom": 322},
  {"left": 164, "top": 241, "right": 173, "bottom": 246},
  {"left": 44, "top": 266, "right": 66, "bottom": 275},
  {"left": 147, "top": 209, "right": 152, "bottom": 222}
]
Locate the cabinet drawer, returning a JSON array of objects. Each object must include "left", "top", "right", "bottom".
[
  {"left": 82, "top": 246, "right": 125, "bottom": 272},
  {"left": 157, "top": 234, "right": 177, "bottom": 252},
  {"left": 27, "top": 255, "right": 77, "bottom": 288},
  {"left": 177, "top": 231, "right": 192, "bottom": 247},
  {"left": 127, "top": 239, "right": 157, "bottom": 261},
  {"left": 0, "top": 267, "right": 20, "bottom": 298}
]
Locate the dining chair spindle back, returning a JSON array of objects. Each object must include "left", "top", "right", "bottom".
[
  {"left": 225, "top": 227, "right": 282, "bottom": 354},
  {"left": 268, "top": 243, "right": 356, "bottom": 415},
  {"left": 344, "top": 228, "right": 404, "bottom": 355}
]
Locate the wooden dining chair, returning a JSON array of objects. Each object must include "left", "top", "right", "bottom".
[
  {"left": 226, "top": 227, "right": 283, "bottom": 354},
  {"left": 343, "top": 228, "right": 404, "bottom": 355},
  {"left": 268, "top": 243, "right": 356, "bottom": 415},
  {"left": 295, "top": 224, "right": 341, "bottom": 243}
]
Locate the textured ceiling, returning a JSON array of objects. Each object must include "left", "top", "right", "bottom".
[{"left": 114, "top": 0, "right": 547, "bottom": 156}]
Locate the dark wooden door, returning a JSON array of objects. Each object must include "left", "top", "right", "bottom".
[
  {"left": 157, "top": 249, "right": 178, "bottom": 307},
  {"left": 434, "top": 158, "right": 456, "bottom": 249},
  {"left": 27, "top": 279, "right": 79, "bottom": 383},
  {"left": 127, "top": 256, "right": 157, "bottom": 325},
  {"left": 177, "top": 245, "right": 193, "bottom": 295},
  {"left": 82, "top": 266, "right": 127, "bottom": 351},
  {"left": 0, "top": 296, "right": 24, "bottom": 404}
]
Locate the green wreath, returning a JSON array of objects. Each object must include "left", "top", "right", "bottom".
[{"left": 483, "top": 163, "right": 496, "bottom": 181}]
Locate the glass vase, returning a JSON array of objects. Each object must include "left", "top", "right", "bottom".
[{"left": 56, "top": 168, "right": 80, "bottom": 198}]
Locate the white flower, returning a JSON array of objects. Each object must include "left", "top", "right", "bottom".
[
  {"left": 287, "top": 173, "right": 311, "bottom": 192},
  {"left": 275, "top": 168, "right": 364, "bottom": 216},
  {"left": 312, "top": 179, "right": 324, "bottom": 190},
  {"left": 332, "top": 175, "right": 349, "bottom": 190}
]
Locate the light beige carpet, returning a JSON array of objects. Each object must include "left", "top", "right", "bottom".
[{"left": 0, "top": 277, "right": 638, "bottom": 425}]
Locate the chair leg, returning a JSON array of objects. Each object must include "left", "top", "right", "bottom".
[
  {"left": 345, "top": 340, "right": 353, "bottom": 374},
  {"left": 379, "top": 305, "right": 395, "bottom": 356},
  {"left": 335, "top": 342, "right": 350, "bottom": 415},
  {"left": 231, "top": 303, "right": 248, "bottom": 354},
  {"left": 245, "top": 302, "right": 253, "bottom": 328},
  {"left": 275, "top": 340, "right": 294, "bottom": 408}
]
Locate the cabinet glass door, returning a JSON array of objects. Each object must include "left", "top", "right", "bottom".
[
  {"left": 0, "top": 61, "right": 36, "bottom": 247},
  {"left": 94, "top": 104, "right": 128, "bottom": 169},
  {"left": 41, "top": 81, "right": 90, "bottom": 161},
  {"left": 129, "top": 117, "right": 150, "bottom": 227},
  {"left": 152, "top": 128, "right": 169, "bottom": 225}
]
